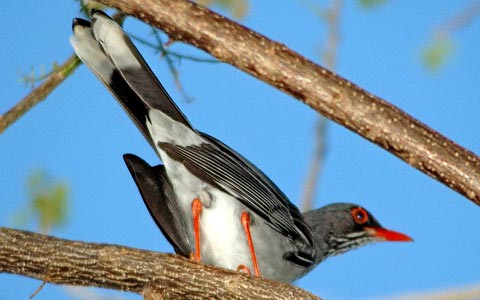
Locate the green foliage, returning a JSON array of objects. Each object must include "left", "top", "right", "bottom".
[
  {"left": 19, "top": 59, "right": 78, "bottom": 89},
  {"left": 12, "top": 170, "right": 69, "bottom": 233},
  {"left": 421, "top": 37, "right": 454, "bottom": 71},
  {"left": 358, "top": 0, "right": 387, "bottom": 9},
  {"left": 196, "top": 0, "right": 249, "bottom": 19},
  {"left": 75, "top": 0, "right": 106, "bottom": 16},
  {"left": 19, "top": 66, "right": 48, "bottom": 89}
]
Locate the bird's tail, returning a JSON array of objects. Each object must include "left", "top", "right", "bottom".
[{"left": 70, "top": 10, "right": 197, "bottom": 148}]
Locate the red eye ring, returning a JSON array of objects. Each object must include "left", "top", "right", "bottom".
[{"left": 351, "top": 207, "right": 369, "bottom": 224}]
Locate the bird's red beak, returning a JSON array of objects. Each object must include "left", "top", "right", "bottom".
[{"left": 365, "top": 227, "right": 413, "bottom": 242}]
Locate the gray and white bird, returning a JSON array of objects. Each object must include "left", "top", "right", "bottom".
[{"left": 71, "top": 11, "right": 412, "bottom": 283}]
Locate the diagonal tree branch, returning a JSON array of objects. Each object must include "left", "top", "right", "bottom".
[
  {"left": 0, "top": 227, "right": 319, "bottom": 300},
  {"left": 94, "top": 0, "right": 480, "bottom": 206},
  {"left": 0, "top": 13, "right": 130, "bottom": 136},
  {"left": 0, "top": 54, "right": 81, "bottom": 135}
]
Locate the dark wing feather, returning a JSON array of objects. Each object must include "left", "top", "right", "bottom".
[
  {"left": 158, "top": 132, "right": 315, "bottom": 258},
  {"left": 123, "top": 154, "right": 191, "bottom": 256}
]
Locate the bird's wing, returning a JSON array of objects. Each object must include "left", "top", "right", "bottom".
[
  {"left": 123, "top": 154, "right": 191, "bottom": 257},
  {"left": 159, "top": 132, "right": 316, "bottom": 262}
]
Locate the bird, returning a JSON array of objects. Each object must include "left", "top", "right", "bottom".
[
  {"left": 71, "top": 10, "right": 412, "bottom": 283},
  {"left": 123, "top": 153, "right": 412, "bottom": 282}
]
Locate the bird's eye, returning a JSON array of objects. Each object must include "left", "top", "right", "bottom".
[{"left": 351, "top": 207, "right": 368, "bottom": 224}]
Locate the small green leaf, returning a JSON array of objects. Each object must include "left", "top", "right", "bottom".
[
  {"left": 32, "top": 184, "right": 68, "bottom": 232},
  {"left": 12, "top": 170, "right": 70, "bottom": 233},
  {"left": 75, "top": 0, "right": 106, "bottom": 16},
  {"left": 358, "top": 0, "right": 388, "bottom": 9},
  {"left": 422, "top": 37, "right": 454, "bottom": 71}
]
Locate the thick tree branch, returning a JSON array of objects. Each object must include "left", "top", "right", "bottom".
[
  {"left": 94, "top": 0, "right": 480, "bottom": 205},
  {"left": 0, "top": 227, "right": 319, "bottom": 300},
  {"left": 0, "top": 54, "right": 80, "bottom": 134}
]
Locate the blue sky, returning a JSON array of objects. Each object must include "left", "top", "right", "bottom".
[{"left": 1, "top": 1, "right": 479, "bottom": 299}]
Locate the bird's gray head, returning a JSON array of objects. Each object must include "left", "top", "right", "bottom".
[{"left": 303, "top": 203, "right": 412, "bottom": 261}]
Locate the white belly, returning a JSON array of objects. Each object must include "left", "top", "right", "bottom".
[
  {"left": 162, "top": 155, "right": 252, "bottom": 270},
  {"left": 161, "top": 154, "right": 306, "bottom": 282}
]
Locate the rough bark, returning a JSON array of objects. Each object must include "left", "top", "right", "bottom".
[
  {"left": 92, "top": 0, "right": 480, "bottom": 206},
  {"left": 0, "top": 227, "right": 319, "bottom": 300}
]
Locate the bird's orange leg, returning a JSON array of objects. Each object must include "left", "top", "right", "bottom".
[
  {"left": 191, "top": 198, "right": 202, "bottom": 262},
  {"left": 240, "top": 211, "right": 260, "bottom": 277}
]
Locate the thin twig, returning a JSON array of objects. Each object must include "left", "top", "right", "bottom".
[
  {"left": 131, "top": 29, "right": 220, "bottom": 102},
  {"left": 301, "top": 117, "right": 328, "bottom": 212},
  {"left": 0, "top": 54, "right": 81, "bottom": 135},
  {"left": 29, "top": 281, "right": 47, "bottom": 299},
  {"left": 437, "top": 0, "right": 480, "bottom": 37},
  {"left": 0, "top": 11, "right": 128, "bottom": 136},
  {"left": 301, "top": 0, "right": 343, "bottom": 212},
  {"left": 423, "top": 1, "right": 480, "bottom": 69},
  {"left": 129, "top": 33, "right": 220, "bottom": 63},
  {"left": 152, "top": 28, "right": 194, "bottom": 102}
]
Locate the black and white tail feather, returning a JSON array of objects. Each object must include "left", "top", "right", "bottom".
[{"left": 71, "top": 11, "right": 316, "bottom": 267}]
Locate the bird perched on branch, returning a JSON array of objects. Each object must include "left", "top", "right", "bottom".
[{"left": 71, "top": 10, "right": 412, "bottom": 283}]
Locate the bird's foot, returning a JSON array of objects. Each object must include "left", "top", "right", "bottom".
[
  {"left": 236, "top": 264, "right": 252, "bottom": 276},
  {"left": 189, "top": 252, "right": 200, "bottom": 263}
]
